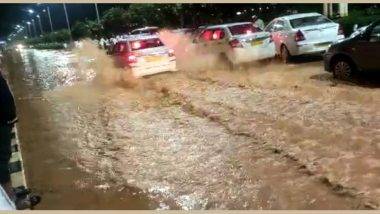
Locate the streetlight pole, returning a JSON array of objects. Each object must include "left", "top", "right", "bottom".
[
  {"left": 46, "top": 6, "right": 53, "bottom": 32},
  {"left": 26, "top": 22, "right": 31, "bottom": 38},
  {"left": 36, "top": 15, "right": 44, "bottom": 35},
  {"left": 31, "top": 19, "right": 37, "bottom": 37},
  {"left": 95, "top": 3, "right": 100, "bottom": 24},
  {"left": 62, "top": 3, "right": 72, "bottom": 40}
]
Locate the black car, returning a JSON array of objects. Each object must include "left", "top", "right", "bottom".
[{"left": 324, "top": 20, "right": 380, "bottom": 79}]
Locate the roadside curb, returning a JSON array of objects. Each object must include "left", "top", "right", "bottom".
[{"left": 9, "top": 127, "right": 28, "bottom": 190}]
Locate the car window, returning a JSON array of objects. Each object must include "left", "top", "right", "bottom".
[
  {"left": 369, "top": 24, "right": 380, "bottom": 42},
  {"left": 212, "top": 29, "right": 225, "bottom": 40},
  {"left": 200, "top": 29, "right": 214, "bottom": 41},
  {"left": 290, "top": 15, "right": 332, "bottom": 28},
  {"left": 273, "top": 20, "right": 285, "bottom": 32},
  {"left": 228, "top": 24, "right": 262, "bottom": 35},
  {"left": 265, "top": 21, "right": 276, "bottom": 32},
  {"left": 129, "top": 38, "right": 164, "bottom": 51}
]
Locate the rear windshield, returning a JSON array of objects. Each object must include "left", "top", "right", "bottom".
[
  {"left": 228, "top": 24, "right": 262, "bottom": 35},
  {"left": 129, "top": 38, "right": 164, "bottom": 51},
  {"left": 132, "top": 29, "right": 158, "bottom": 35},
  {"left": 290, "top": 15, "right": 332, "bottom": 28}
]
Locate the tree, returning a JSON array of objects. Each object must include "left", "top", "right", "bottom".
[
  {"left": 72, "top": 21, "right": 92, "bottom": 40},
  {"left": 101, "top": 7, "right": 129, "bottom": 36},
  {"left": 86, "top": 20, "right": 104, "bottom": 39}
]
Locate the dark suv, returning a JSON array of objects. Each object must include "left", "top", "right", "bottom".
[{"left": 324, "top": 20, "right": 380, "bottom": 79}]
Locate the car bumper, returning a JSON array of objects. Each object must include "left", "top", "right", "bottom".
[
  {"left": 130, "top": 60, "right": 177, "bottom": 78},
  {"left": 228, "top": 42, "right": 276, "bottom": 64},
  {"left": 293, "top": 42, "right": 333, "bottom": 55}
]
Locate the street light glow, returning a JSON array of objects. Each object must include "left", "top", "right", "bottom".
[
  {"left": 28, "top": 9, "right": 34, "bottom": 14},
  {"left": 236, "top": 11, "right": 242, "bottom": 15},
  {"left": 26, "top": 21, "right": 31, "bottom": 25},
  {"left": 36, "top": 15, "right": 40, "bottom": 18}
]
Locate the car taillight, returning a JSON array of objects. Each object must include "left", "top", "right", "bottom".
[
  {"left": 338, "top": 24, "right": 344, "bottom": 35},
  {"left": 168, "top": 49, "right": 175, "bottom": 57},
  {"left": 229, "top": 39, "right": 243, "bottom": 48},
  {"left": 246, "top": 29, "right": 252, "bottom": 34},
  {"left": 295, "top": 30, "right": 305, "bottom": 42},
  {"left": 125, "top": 53, "right": 137, "bottom": 64}
]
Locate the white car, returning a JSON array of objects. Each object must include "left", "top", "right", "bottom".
[
  {"left": 112, "top": 34, "right": 177, "bottom": 77},
  {"left": 192, "top": 22, "right": 275, "bottom": 69},
  {"left": 265, "top": 13, "right": 345, "bottom": 63}
]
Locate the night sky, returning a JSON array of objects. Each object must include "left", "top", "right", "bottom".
[
  {"left": 0, "top": 3, "right": 129, "bottom": 40},
  {"left": 1, "top": 3, "right": 378, "bottom": 41}
]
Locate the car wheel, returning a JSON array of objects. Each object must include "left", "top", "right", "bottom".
[
  {"left": 280, "top": 45, "right": 291, "bottom": 64},
  {"left": 332, "top": 59, "right": 353, "bottom": 80}
]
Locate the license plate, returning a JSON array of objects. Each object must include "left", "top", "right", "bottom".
[
  {"left": 144, "top": 56, "right": 164, "bottom": 62},
  {"left": 251, "top": 40, "right": 263, "bottom": 46}
]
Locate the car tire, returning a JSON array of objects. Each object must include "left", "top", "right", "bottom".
[
  {"left": 332, "top": 59, "right": 353, "bottom": 80},
  {"left": 280, "top": 45, "right": 291, "bottom": 64}
]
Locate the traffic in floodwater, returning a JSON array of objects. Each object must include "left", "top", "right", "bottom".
[{"left": 0, "top": 3, "right": 380, "bottom": 210}]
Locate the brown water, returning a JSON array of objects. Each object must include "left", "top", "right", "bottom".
[{"left": 1, "top": 40, "right": 380, "bottom": 209}]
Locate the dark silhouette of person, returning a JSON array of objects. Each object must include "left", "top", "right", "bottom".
[
  {"left": 0, "top": 69, "right": 40, "bottom": 209},
  {"left": 0, "top": 69, "right": 17, "bottom": 205}
]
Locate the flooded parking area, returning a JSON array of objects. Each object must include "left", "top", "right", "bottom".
[{"left": 1, "top": 44, "right": 380, "bottom": 209}]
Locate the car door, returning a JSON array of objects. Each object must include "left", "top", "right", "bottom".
[
  {"left": 352, "top": 23, "right": 380, "bottom": 71},
  {"left": 265, "top": 20, "right": 280, "bottom": 52},
  {"left": 272, "top": 20, "right": 287, "bottom": 54}
]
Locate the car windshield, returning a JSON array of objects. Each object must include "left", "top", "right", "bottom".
[
  {"left": 290, "top": 15, "right": 332, "bottom": 28},
  {"left": 129, "top": 38, "right": 164, "bottom": 51},
  {"left": 131, "top": 29, "right": 158, "bottom": 35},
  {"left": 228, "top": 24, "right": 262, "bottom": 35}
]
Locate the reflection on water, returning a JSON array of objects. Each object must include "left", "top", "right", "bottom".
[{"left": 3, "top": 40, "right": 380, "bottom": 210}]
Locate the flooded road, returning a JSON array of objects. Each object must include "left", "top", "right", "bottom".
[{"left": 1, "top": 43, "right": 380, "bottom": 209}]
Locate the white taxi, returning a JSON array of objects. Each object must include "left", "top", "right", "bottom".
[{"left": 112, "top": 35, "right": 177, "bottom": 77}]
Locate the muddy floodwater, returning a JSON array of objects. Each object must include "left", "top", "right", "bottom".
[{"left": 1, "top": 42, "right": 380, "bottom": 209}]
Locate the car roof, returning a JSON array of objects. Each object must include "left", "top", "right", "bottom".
[
  {"left": 204, "top": 22, "right": 253, "bottom": 29},
  {"left": 118, "top": 34, "right": 160, "bottom": 42},
  {"left": 131, "top": 26, "right": 159, "bottom": 32},
  {"left": 276, "top": 12, "right": 322, "bottom": 21}
]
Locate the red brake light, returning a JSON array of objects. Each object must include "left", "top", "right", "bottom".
[
  {"left": 246, "top": 29, "right": 252, "bottom": 34},
  {"left": 295, "top": 30, "right": 305, "bottom": 42},
  {"left": 338, "top": 24, "right": 344, "bottom": 35},
  {"left": 229, "top": 39, "right": 243, "bottom": 48},
  {"left": 132, "top": 41, "right": 141, "bottom": 50}
]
